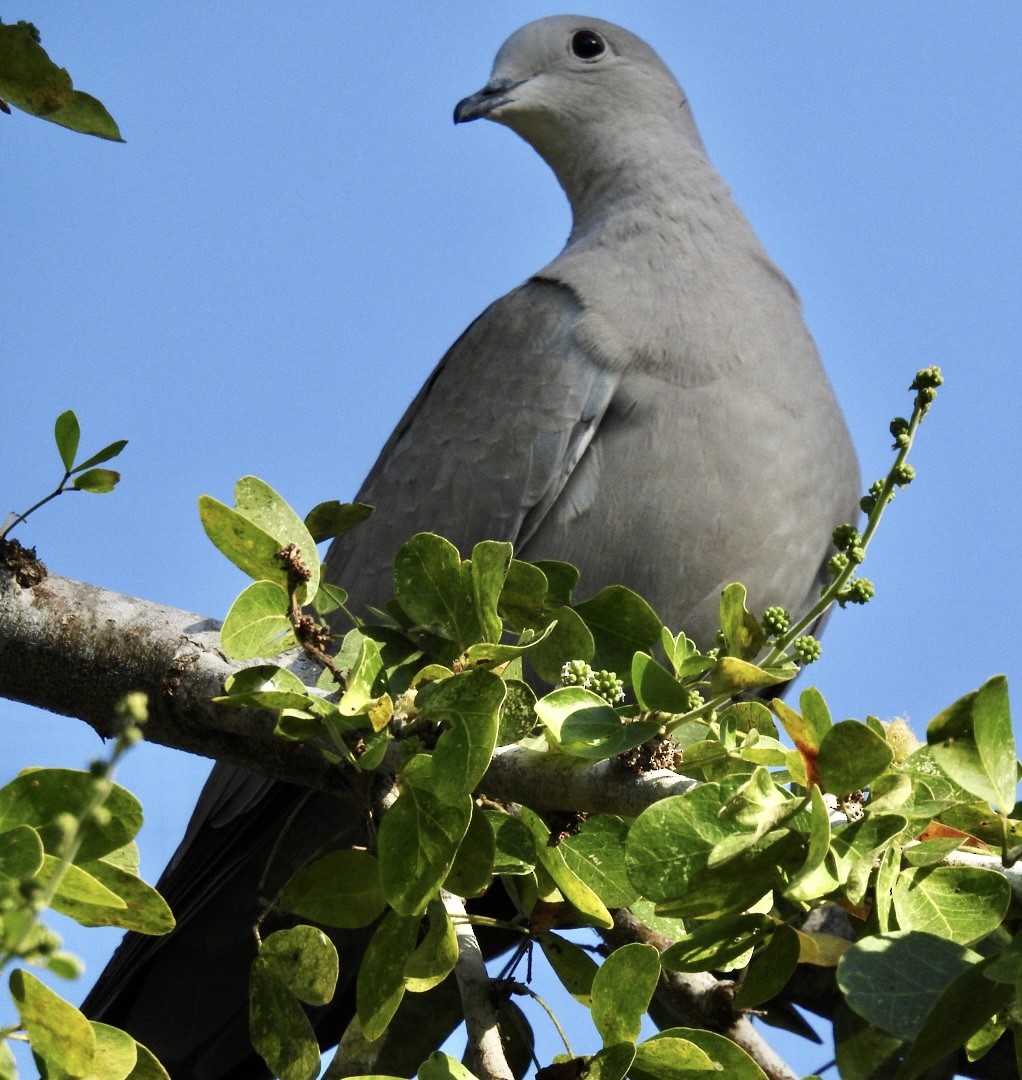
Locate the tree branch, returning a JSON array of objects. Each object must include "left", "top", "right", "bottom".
[
  {"left": 442, "top": 890, "right": 513, "bottom": 1080},
  {"left": 0, "top": 562, "right": 698, "bottom": 816}
]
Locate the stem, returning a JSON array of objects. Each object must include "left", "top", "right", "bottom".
[
  {"left": 0, "top": 474, "right": 75, "bottom": 540},
  {"left": 0, "top": 734, "right": 131, "bottom": 979},
  {"left": 507, "top": 980, "right": 574, "bottom": 1057},
  {"left": 762, "top": 398, "right": 927, "bottom": 668}
]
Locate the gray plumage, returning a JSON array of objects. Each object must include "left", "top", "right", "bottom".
[
  {"left": 327, "top": 15, "right": 858, "bottom": 643},
  {"left": 84, "top": 16, "right": 859, "bottom": 1078}
]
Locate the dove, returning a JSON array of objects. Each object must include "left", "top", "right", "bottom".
[{"left": 84, "top": 16, "right": 859, "bottom": 1078}]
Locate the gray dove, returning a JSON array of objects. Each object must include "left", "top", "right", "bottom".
[{"left": 84, "top": 16, "right": 860, "bottom": 1078}]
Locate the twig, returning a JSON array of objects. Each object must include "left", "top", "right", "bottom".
[{"left": 441, "top": 890, "right": 513, "bottom": 1080}]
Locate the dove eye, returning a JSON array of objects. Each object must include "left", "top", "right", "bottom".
[{"left": 570, "top": 29, "right": 606, "bottom": 61}]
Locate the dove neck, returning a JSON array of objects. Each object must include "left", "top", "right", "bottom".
[{"left": 560, "top": 142, "right": 723, "bottom": 241}]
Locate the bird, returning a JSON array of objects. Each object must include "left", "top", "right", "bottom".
[{"left": 84, "top": 15, "right": 860, "bottom": 1078}]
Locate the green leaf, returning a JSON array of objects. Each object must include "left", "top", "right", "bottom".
[
  {"left": 0, "top": 24, "right": 123, "bottom": 139},
  {"left": 631, "top": 652, "right": 692, "bottom": 712},
  {"left": 378, "top": 771, "right": 472, "bottom": 915},
  {"left": 634, "top": 1029, "right": 766, "bottom": 1080},
  {"left": 817, "top": 719, "right": 895, "bottom": 795},
  {"left": 71, "top": 438, "right": 128, "bottom": 473},
  {"left": 719, "top": 583, "right": 765, "bottom": 660},
  {"left": 927, "top": 675, "right": 1017, "bottom": 814},
  {"left": 629, "top": 1036, "right": 719, "bottom": 1079},
  {"left": 72, "top": 467, "right": 119, "bottom": 493},
  {"left": 220, "top": 580, "right": 297, "bottom": 660},
  {"left": 0, "top": 769, "right": 142, "bottom": 861},
  {"left": 54, "top": 409, "right": 80, "bottom": 470},
  {"left": 892, "top": 865, "right": 1010, "bottom": 945},
  {"left": 574, "top": 586, "right": 662, "bottom": 682},
  {"left": 837, "top": 930, "right": 981, "bottom": 1040},
  {"left": 498, "top": 558, "right": 548, "bottom": 629},
  {"left": 417, "top": 1051, "right": 482, "bottom": 1080},
  {"left": 393, "top": 532, "right": 479, "bottom": 646},
  {"left": 773, "top": 689, "right": 831, "bottom": 754},
  {"left": 234, "top": 476, "right": 321, "bottom": 599},
  {"left": 833, "top": 1002, "right": 904, "bottom": 1080},
  {"left": 52, "top": 854, "right": 174, "bottom": 933},
  {"left": 712, "top": 657, "right": 791, "bottom": 697},
  {"left": 733, "top": 924, "right": 801, "bottom": 1008},
  {"left": 45, "top": 951, "right": 85, "bottom": 980},
  {"left": 10, "top": 968, "right": 96, "bottom": 1076},
  {"left": 586, "top": 1042, "right": 636, "bottom": 1080},
  {"left": 338, "top": 637, "right": 389, "bottom": 717},
  {"left": 419, "top": 670, "right": 505, "bottom": 801},
  {"left": 832, "top": 814, "right": 909, "bottom": 907},
  {"left": 260, "top": 925, "right": 338, "bottom": 1006},
  {"left": 626, "top": 785, "right": 729, "bottom": 902},
  {"left": 312, "top": 580, "right": 348, "bottom": 615},
  {"left": 304, "top": 500, "right": 373, "bottom": 542},
  {"left": 404, "top": 899, "right": 458, "bottom": 992},
  {"left": 785, "top": 784, "right": 838, "bottom": 902},
  {"left": 84, "top": 1021, "right": 138, "bottom": 1080},
  {"left": 528, "top": 605, "right": 595, "bottom": 685},
  {"left": 532, "top": 559, "right": 579, "bottom": 606},
  {"left": 538, "top": 931, "right": 599, "bottom": 1006},
  {"left": 896, "top": 958, "right": 1013, "bottom": 1079},
  {"left": 520, "top": 807, "right": 613, "bottom": 928},
  {"left": 199, "top": 495, "right": 294, "bottom": 588},
  {"left": 249, "top": 956, "right": 321, "bottom": 1080},
  {"left": 486, "top": 810, "right": 537, "bottom": 876},
  {"left": 280, "top": 849, "right": 387, "bottom": 928},
  {"left": 356, "top": 909, "right": 421, "bottom": 1040},
  {"left": 535, "top": 686, "right": 660, "bottom": 760},
  {"left": 469, "top": 540, "right": 512, "bottom": 643},
  {"left": 659, "top": 832, "right": 805, "bottom": 919},
  {"left": 126, "top": 1042, "right": 171, "bottom": 1079},
  {"left": 661, "top": 913, "right": 770, "bottom": 973},
  {"left": 560, "top": 815, "right": 638, "bottom": 907},
  {"left": 0, "top": 824, "right": 44, "bottom": 880},
  {"left": 443, "top": 802, "right": 495, "bottom": 898},
  {"left": 496, "top": 679, "right": 538, "bottom": 745},
  {"left": 591, "top": 943, "right": 661, "bottom": 1045}
]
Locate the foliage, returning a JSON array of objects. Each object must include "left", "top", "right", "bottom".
[
  {"left": 4, "top": 374, "right": 1022, "bottom": 1079},
  {"left": 0, "top": 20, "right": 123, "bottom": 141},
  {"left": 0, "top": 694, "right": 173, "bottom": 1079},
  {"left": 0, "top": 409, "right": 127, "bottom": 542}
]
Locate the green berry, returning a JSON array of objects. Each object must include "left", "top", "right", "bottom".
[
  {"left": 838, "top": 578, "right": 875, "bottom": 606},
  {"left": 561, "top": 660, "right": 593, "bottom": 688},
  {"left": 892, "top": 463, "right": 915, "bottom": 486},
  {"left": 761, "top": 606, "right": 790, "bottom": 635},
  {"left": 827, "top": 553, "right": 849, "bottom": 579},
  {"left": 792, "top": 636, "right": 822, "bottom": 663},
  {"left": 591, "top": 669, "right": 624, "bottom": 705},
  {"left": 910, "top": 366, "right": 944, "bottom": 391},
  {"left": 685, "top": 688, "right": 705, "bottom": 710},
  {"left": 832, "top": 524, "right": 862, "bottom": 552}
]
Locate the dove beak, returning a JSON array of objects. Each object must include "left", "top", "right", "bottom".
[{"left": 454, "top": 77, "right": 520, "bottom": 123}]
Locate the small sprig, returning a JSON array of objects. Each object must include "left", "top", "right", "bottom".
[
  {"left": 761, "top": 366, "right": 942, "bottom": 667},
  {"left": 0, "top": 693, "right": 146, "bottom": 979},
  {"left": 1, "top": 410, "right": 127, "bottom": 540}
]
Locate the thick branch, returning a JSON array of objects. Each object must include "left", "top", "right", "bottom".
[
  {"left": 0, "top": 565, "right": 697, "bottom": 816},
  {"left": 0, "top": 561, "right": 347, "bottom": 791}
]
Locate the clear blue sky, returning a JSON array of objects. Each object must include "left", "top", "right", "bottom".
[{"left": 4, "top": 4, "right": 1020, "bottom": 1076}]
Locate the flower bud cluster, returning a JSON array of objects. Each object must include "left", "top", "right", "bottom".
[{"left": 561, "top": 660, "right": 624, "bottom": 704}]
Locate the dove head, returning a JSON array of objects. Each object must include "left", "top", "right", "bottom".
[{"left": 454, "top": 16, "right": 706, "bottom": 219}]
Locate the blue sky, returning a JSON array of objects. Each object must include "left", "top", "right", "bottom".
[{"left": 4, "top": 4, "right": 1021, "bottom": 1076}]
